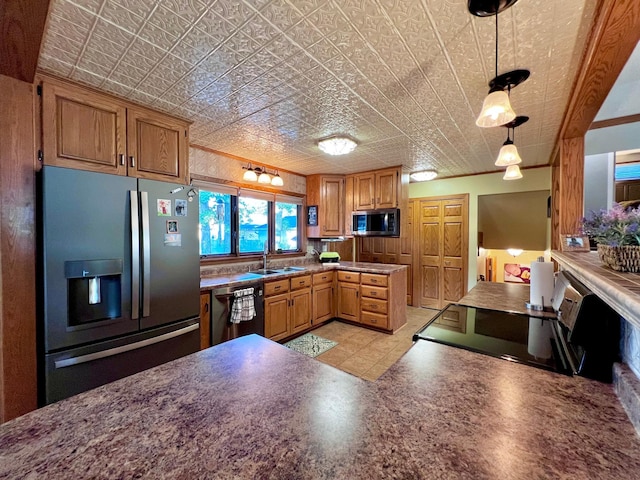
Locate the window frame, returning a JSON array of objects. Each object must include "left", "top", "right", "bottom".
[{"left": 195, "top": 178, "right": 305, "bottom": 263}]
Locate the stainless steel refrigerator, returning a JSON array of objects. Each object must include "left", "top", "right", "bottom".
[{"left": 41, "top": 166, "right": 200, "bottom": 404}]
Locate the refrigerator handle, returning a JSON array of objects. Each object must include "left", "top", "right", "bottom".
[
  {"left": 130, "top": 191, "right": 140, "bottom": 320},
  {"left": 141, "top": 191, "right": 151, "bottom": 317},
  {"left": 53, "top": 323, "right": 199, "bottom": 369}
]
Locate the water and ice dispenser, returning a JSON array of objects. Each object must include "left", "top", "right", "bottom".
[{"left": 64, "top": 259, "right": 123, "bottom": 326}]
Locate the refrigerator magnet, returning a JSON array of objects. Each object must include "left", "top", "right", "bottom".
[
  {"left": 175, "top": 199, "right": 187, "bottom": 216},
  {"left": 166, "top": 220, "right": 179, "bottom": 233},
  {"left": 157, "top": 199, "right": 171, "bottom": 216},
  {"left": 164, "top": 234, "right": 181, "bottom": 247}
]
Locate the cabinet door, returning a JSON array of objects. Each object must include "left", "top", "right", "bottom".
[
  {"left": 345, "top": 175, "right": 355, "bottom": 236},
  {"left": 337, "top": 282, "right": 359, "bottom": 322},
  {"left": 419, "top": 200, "right": 442, "bottom": 309},
  {"left": 127, "top": 108, "right": 189, "bottom": 184},
  {"left": 375, "top": 169, "right": 398, "bottom": 209},
  {"left": 42, "top": 81, "right": 127, "bottom": 175},
  {"left": 199, "top": 292, "right": 211, "bottom": 350},
  {"left": 354, "top": 173, "right": 375, "bottom": 210},
  {"left": 442, "top": 199, "right": 466, "bottom": 304},
  {"left": 313, "top": 283, "right": 334, "bottom": 323},
  {"left": 265, "top": 293, "right": 290, "bottom": 341},
  {"left": 291, "top": 288, "right": 312, "bottom": 334},
  {"left": 321, "top": 176, "right": 344, "bottom": 236}
]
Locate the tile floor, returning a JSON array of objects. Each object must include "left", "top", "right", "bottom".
[{"left": 312, "top": 306, "right": 439, "bottom": 381}]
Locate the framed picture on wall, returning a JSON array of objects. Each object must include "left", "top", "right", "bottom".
[
  {"left": 504, "top": 263, "right": 531, "bottom": 284},
  {"left": 559, "top": 234, "right": 590, "bottom": 252},
  {"left": 307, "top": 205, "right": 318, "bottom": 226}
]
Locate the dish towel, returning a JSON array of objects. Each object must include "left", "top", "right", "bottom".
[{"left": 230, "top": 287, "right": 256, "bottom": 324}]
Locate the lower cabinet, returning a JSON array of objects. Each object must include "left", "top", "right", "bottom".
[
  {"left": 337, "top": 271, "right": 360, "bottom": 323},
  {"left": 312, "top": 272, "right": 335, "bottom": 324},
  {"left": 265, "top": 275, "right": 313, "bottom": 342},
  {"left": 199, "top": 292, "right": 211, "bottom": 350},
  {"left": 265, "top": 292, "right": 290, "bottom": 342}
]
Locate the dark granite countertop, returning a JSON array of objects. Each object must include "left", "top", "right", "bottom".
[
  {"left": 200, "top": 261, "right": 408, "bottom": 291},
  {"left": 1, "top": 334, "right": 639, "bottom": 479}
]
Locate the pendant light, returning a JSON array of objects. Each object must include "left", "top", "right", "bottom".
[
  {"left": 503, "top": 164, "right": 523, "bottom": 180},
  {"left": 495, "top": 115, "right": 528, "bottom": 166},
  {"left": 471, "top": 0, "right": 530, "bottom": 128}
]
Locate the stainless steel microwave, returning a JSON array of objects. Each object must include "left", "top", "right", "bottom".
[{"left": 351, "top": 208, "right": 400, "bottom": 237}]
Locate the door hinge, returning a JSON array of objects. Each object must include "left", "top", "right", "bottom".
[
  {"left": 37, "top": 150, "right": 44, "bottom": 163},
  {"left": 37, "top": 85, "right": 42, "bottom": 96}
]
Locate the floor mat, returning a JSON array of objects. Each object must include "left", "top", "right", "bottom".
[{"left": 284, "top": 333, "right": 337, "bottom": 358}]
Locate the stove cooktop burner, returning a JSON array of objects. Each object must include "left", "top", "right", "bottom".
[{"left": 413, "top": 304, "right": 575, "bottom": 375}]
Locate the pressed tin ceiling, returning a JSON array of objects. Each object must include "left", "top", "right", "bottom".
[{"left": 38, "top": 0, "right": 597, "bottom": 177}]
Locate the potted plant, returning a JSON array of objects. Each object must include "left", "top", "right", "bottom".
[{"left": 582, "top": 204, "right": 640, "bottom": 272}]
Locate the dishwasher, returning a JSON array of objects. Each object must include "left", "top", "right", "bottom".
[{"left": 211, "top": 282, "right": 265, "bottom": 346}]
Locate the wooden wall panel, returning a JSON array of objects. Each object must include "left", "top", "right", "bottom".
[
  {"left": 0, "top": 0, "right": 52, "bottom": 82},
  {"left": 0, "top": 74, "right": 37, "bottom": 422},
  {"left": 558, "top": 138, "right": 585, "bottom": 237}
]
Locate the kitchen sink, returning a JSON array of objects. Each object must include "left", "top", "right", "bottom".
[
  {"left": 278, "top": 266, "right": 306, "bottom": 272},
  {"left": 234, "top": 272, "right": 264, "bottom": 281}
]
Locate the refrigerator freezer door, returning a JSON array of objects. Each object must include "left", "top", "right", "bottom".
[
  {"left": 42, "top": 167, "right": 139, "bottom": 352},
  {"left": 138, "top": 179, "right": 200, "bottom": 330},
  {"left": 44, "top": 318, "right": 199, "bottom": 404}
]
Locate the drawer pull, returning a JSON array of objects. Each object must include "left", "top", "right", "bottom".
[
  {"left": 371, "top": 279, "right": 377, "bottom": 283},
  {"left": 371, "top": 305, "right": 378, "bottom": 309},
  {"left": 370, "top": 291, "right": 377, "bottom": 296},
  {"left": 371, "top": 318, "right": 377, "bottom": 324},
  {"left": 299, "top": 281, "right": 304, "bottom": 285},
  {"left": 275, "top": 286, "right": 281, "bottom": 290}
]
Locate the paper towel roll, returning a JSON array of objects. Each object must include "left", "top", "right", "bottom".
[{"left": 530, "top": 260, "right": 554, "bottom": 307}]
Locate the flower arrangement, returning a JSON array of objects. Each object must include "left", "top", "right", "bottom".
[{"left": 582, "top": 204, "right": 640, "bottom": 246}]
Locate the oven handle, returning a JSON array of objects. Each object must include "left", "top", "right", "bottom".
[{"left": 54, "top": 324, "right": 199, "bottom": 369}]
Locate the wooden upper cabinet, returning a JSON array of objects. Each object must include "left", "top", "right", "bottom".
[
  {"left": 376, "top": 168, "right": 398, "bottom": 209},
  {"left": 42, "top": 81, "right": 127, "bottom": 175},
  {"left": 127, "top": 107, "right": 188, "bottom": 184},
  {"left": 41, "top": 77, "right": 190, "bottom": 184},
  {"left": 354, "top": 173, "right": 375, "bottom": 210},
  {"left": 354, "top": 168, "right": 400, "bottom": 210},
  {"left": 306, "top": 174, "right": 344, "bottom": 238}
]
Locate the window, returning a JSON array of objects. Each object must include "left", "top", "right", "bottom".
[{"left": 196, "top": 182, "right": 303, "bottom": 258}]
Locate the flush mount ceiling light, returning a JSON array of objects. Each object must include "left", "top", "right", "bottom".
[
  {"left": 507, "top": 248, "right": 523, "bottom": 257},
  {"left": 317, "top": 136, "right": 358, "bottom": 156},
  {"left": 503, "top": 164, "right": 523, "bottom": 180},
  {"left": 410, "top": 170, "right": 438, "bottom": 182},
  {"left": 495, "top": 115, "right": 528, "bottom": 166},
  {"left": 471, "top": 0, "right": 530, "bottom": 128}
]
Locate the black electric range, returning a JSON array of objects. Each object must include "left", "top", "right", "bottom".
[{"left": 413, "top": 272, "right": 621, "bottom": 382}]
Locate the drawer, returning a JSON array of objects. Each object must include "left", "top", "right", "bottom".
[
  {"left": 337, "top": 271, "right": 360, "bottom": 283},
  {"left": 361, "top": 273, "right": 388, "bottom": 287},
  {"left": 361, "top": 311, "right": 389, "bottom": 330},
  {"left": 361, "top": 297, "right": 388, "bottom": 315},
  {"left": 264, "top": 279, "right": 290, "bottom": 296},
  {"left": 313, "top": 271, "right": 334, "bottom": 285},
  {"left": 290, "top": 274, "right": 312, "bottom": 290},
  {"left": 360, "top": 285, "right": 388, "bottom": 300}
]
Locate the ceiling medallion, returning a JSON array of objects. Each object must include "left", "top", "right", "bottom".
[
  {"left": 468, "top": 0, "right": 521, "bottom": 17},
  {"left": 318, "top": 136, "right": 358, "bottom": 156}
]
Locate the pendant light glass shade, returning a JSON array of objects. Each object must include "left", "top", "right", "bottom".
[
  {"left": 503, "top": 164, "right": 523, "bottom": 180},
  {"left": 243, "top": 168, "right": 258, "bottom": 182},
  {"left": 258, "top": 171, "right": 271, "bottom": 184},
  {"left": 271, "top": 173, "right": 284, "bottom": 186},
  {"left": 495, "top": 142, "right": 522, "bottom": 166},
  {"left": 476, "top": 90, "right": 516, "bottom": 128}
]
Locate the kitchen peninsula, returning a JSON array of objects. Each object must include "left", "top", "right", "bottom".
[{"left": 2, "top": 283, "right": 640, "bottom": 478}]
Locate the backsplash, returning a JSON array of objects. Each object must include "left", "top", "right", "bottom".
[{"left": 200, "top": 252, "right": 318, "bottom": 278}]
